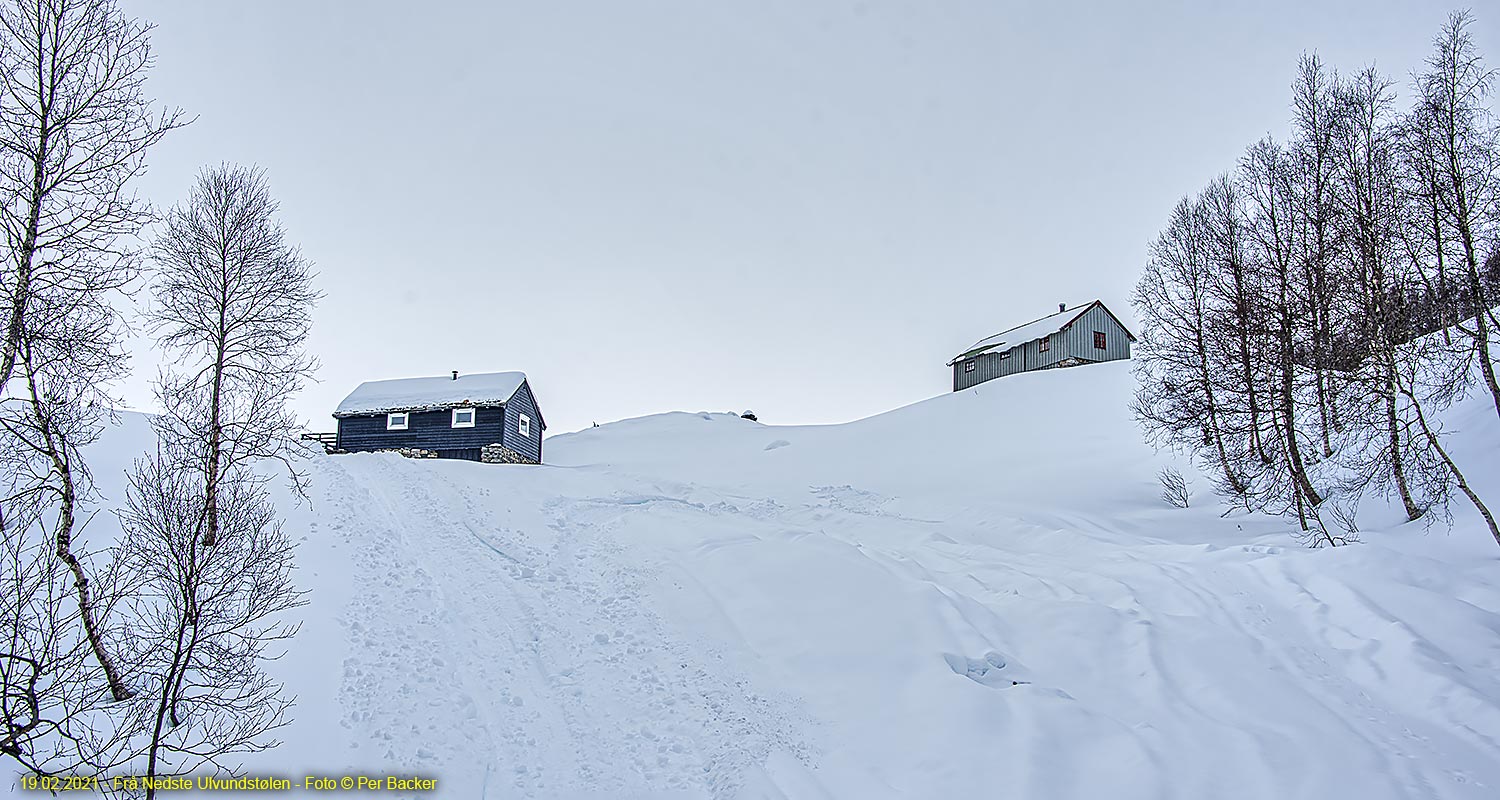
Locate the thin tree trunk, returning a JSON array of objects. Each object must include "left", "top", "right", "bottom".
[
  {"left": 1259, "top": 156, "right": 1323, "bottom": 510},
  {"left": 1228, "top": 238, "right": 1268, "bottom": 464},
  {"left": 146, "top": 610, "right": 192, "bottom": 800},
  {"left": 203, "top": 271, "right": 230, "bottom": 548},
  {"left": 1383, "top": 358, "right": 1422, "bottom": 521},
  {"left": 204, "top": 347, "right": 224, "bottom": 548},
  {"left": 1197, "top": 330, "right": 1244, "bottom": 495},
  {"left": 1403, "top": 385, "right": 1500, "bottom": 547},
  {"left": 1314, "top": 324, "right": 1334, "bottom": 455},
  {"left": 1429, "top": 176, "right": 1453, "bottom": 345},
  {"left": 146, "top": 509, "right": 207, "bottom": 794},
  {"left": 0, "top": 112, "right": 50, "bottom": 391},
  {"left": 23, "top": 349, "right": 131, "bottom": 702},
  {"left": 1312, "top": 157, "right": 1336, "bottom": 456},
  {"left": 1367, "top": 238, "right": 1421, "bottom": 520},
  {"left": 1280, "top": 308, "right": 1323, "bottom": 508},
  {"left": 1461, "top": 267, "right": 1500, "bottom": 421}
]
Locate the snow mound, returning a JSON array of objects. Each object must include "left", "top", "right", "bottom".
[{"left": 78, "top": 362, "right": 1500, "bottom": 799}]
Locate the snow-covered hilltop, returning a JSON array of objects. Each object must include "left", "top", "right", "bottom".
[{"left": 92, "top": 361, "right": 1500, "bottom": 799}]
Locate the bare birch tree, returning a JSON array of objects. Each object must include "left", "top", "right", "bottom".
[
  {"left": 149, "top": 165, "right": 318, "bottom": 548},
  {"left": 1202, "top": 173, "right": 1274, "bottom": 469},
  {"left": 0, "top": 0, "right": 182, "bottom": 768},
  {"left": 1289, "top": 54, "right": 1345, "bottom": 457},
  {"left": 1327, "top": 67, "right": 1426, "bottom": 521},
  {"left": 1241, "top": 136, "right": 1332, "bottom": 539},
  {"left": 103, "top": 163, "right": 316, "bottom": 792},
  {"left": 1134, "top": 17, "right": 1500, "bottom": 548},
  {"left": 0, "top": 342, "right": 134, "bottom": 773},
  {"left": 0, "top": 0, "right": 182, "bottom": 389},
  {"left": 1133, "top": 194, "right": 1250, "bottom": 498},
  {"left": 1409, "top": 10, "right": 1500, "bottom": 420},
  {"left": 115, "top": 451, "right": 301, "bottom": 792}
]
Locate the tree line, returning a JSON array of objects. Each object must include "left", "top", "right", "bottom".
[
  {"left": 0, "top": 1, "right": 315, "bottom": 795},
  {"left": 1133, "top": 10, "right": 1500, "bottom": 549}
]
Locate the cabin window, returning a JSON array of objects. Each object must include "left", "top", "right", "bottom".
[
  {"left": 519, "top": 413, "right": 532, "bottom": 437},
  {"left": 1039, "top": 335, "right": 1050, "bottom": 353},
  {"left": 451, "top": 407, "right": 476, "bottom": 428},
  {"left": 386, "top": 412, "right": 409, "bottom": 430},
  {"left": 999, "top": 352, "right": 1011, "bottom": 360},
  {"left": 1094, "top": 331, "right": 1107, "bottom": 350},
  {"left": 964, "top": 361, "right": 976, "bottom": 373}
]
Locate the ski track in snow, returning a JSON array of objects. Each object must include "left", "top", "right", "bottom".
[
  {"left": 320, "top": 456, "right": 810, "bottom": 799},
  {"left": 70, "top": 366, "right": 1500, "bottom": 799},
  {"left": 260, "top": 369, "right": 1500, "bottom": 800},
  {"left": 305, "top": 451, "right": 1500, "bottom": 799},
  {"left": 588, "top": 478, "right": 1497, "bottom": 798}
]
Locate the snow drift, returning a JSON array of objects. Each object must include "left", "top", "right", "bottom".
[{"left": 72, "top": 361, "right": 1500, "bottom": 798}]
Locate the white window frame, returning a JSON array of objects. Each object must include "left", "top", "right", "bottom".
[
  {"left": 519, "top": 413, "right": 531, "bottom": 437},
  {"left": 963, "top": 360, "right": 976, "bottom": 373},
  {"left": 386, "top": 412, "right": 409, "bottom": 430},
  {"left": 451, "top": 407, "right": 476, "bottom": 428}
]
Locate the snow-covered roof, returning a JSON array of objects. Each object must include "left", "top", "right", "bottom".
[
  {"left": 950, "top": 304, "right": 1090, "bottom": 363},
  {"left": 334, "top": 371, "right": 528, "bottom": 417}
]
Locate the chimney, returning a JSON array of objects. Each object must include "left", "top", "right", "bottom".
[
  {"left": 451, "top": 370, "right": 459, "bottom": 381},
  {"left": 1059, "top": 302, "right": 1067, "bottom": 313}
]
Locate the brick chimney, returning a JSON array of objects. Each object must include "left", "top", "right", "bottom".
[{"left": 1059, "top": 302, "right": 1067, "bottom": 313}]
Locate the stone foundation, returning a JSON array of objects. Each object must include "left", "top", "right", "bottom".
[
  {"left": 482, "top": 443, "right": 538, "bottom": 464},
  {"left": 360, "top": 445, "right": 536, "bottom": 464},
  {"left": 384, "top": 447, "right": 438, "bottom": 459}
]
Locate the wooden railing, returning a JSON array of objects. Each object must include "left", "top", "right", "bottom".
[{"left": 300, "top": 432, "right": 338, "bottom": 453}]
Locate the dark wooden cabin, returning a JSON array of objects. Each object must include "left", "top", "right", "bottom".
[{"left": 333, "top": 371, "right": 545, "bottom": 463}]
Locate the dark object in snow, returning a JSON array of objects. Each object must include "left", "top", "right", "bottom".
[
  {"left": 332, "top": 371, "right": 547, "bottom": 463},
  {"left": 741, "top": 410, "right": 759, "bottom": 422},
  {"left": 948, "top": 299, "right": 1136, "bottom": 391}
]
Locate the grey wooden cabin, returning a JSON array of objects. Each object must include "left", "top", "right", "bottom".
[
  {"left": 333, "top": 371, "right": 545, "bottom": 463},
  {"left": 950, "top": 301, "right": 1135, "bottom": 391}
]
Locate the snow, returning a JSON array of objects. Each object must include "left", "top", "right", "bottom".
[
  {"left": 64, "top": 361, "right": 1500, "bottom": 798},
  {"left": 333, "top": 371, "right": 528, "bottom": 416},
  {"left": 952, "top": 303, "right": 1087, "bottom": 362}
]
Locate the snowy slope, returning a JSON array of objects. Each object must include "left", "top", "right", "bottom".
[{"left": 79, "top": 362, "right": 1500, "bottom": 798}]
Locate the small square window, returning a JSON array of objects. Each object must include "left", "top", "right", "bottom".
[
  {"left": 1094, "top": 331, "right": 1107, "bottom": 350},
  {"left": 519, "top": 413, "right": 531, "bottom": 437},
  {"left": 1039, "top": 335, "right": 1050, "bottom": 353},
  {"left": 964, "top": 361, "right": 976, "bottom": 373},
  {"left": 452, "top": 407, "right": 475, "bottom": 428},
  {"left": 386, "top": 412, "right": 408, "bottom": 430}
]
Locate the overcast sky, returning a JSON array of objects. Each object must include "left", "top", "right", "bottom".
[{"left": 113, "top": 0, "right": 1496, "bottom": 435}]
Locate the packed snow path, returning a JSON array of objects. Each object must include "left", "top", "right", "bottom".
[
  {"left": 239, "top": 364, "right": 1499, "bottom": 798},
  {"left": 313, "top": 456, "right": 811, "bottom": 799}
]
